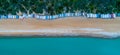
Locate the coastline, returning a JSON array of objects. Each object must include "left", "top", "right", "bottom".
[{"left": 0, "top": 17, "right": 120, "bottom": 38}]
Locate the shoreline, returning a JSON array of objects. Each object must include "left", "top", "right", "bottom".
[
  {"left": 0, "top": 28, "right": 119, "bottom": 38},
  {"left": 0, "top": 17, "right": 120, "bottom": 38}
]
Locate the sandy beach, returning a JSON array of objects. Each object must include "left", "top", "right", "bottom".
[{"left": 0, "top": 17, "right": 120, "bottom": 38}]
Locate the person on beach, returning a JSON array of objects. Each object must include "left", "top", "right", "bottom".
[{"left": 111, "top": 13, "right": 114, "bottom": 19}]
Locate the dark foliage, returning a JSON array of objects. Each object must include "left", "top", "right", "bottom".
[{"left": 0, "top": 0, "right": 119, "bottom": 15}]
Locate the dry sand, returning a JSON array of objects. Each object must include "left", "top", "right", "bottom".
[{"left": 0, "top": 17, "right": 120, "bottom": 38}]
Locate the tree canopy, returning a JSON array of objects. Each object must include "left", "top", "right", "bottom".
[{"left": 0, "top": 0, "right": 120, "bottom": 15}]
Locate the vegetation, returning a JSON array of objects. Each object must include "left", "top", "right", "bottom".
[{"left": 0, "top": 0, "right": 120, "bottom": 15}]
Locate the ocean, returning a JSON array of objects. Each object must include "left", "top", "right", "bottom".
[{"left": 0, "top": 36, "right": 120, "bottom": 55}]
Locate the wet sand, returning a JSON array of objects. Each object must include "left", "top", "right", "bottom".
[{"left": 0, "top": 17, "right": 120, "bottom": 38}]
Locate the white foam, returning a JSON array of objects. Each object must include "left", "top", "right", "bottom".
[
  {"left": 94, "top": 32, "right": 120, "bottom": 38},
  {"left": 0, "top": 29, "right": 69, "bottom": 33},
  {"left": 79, "top": 28, "right": 103, "bottom": 31},
  {"left": 0, "top": 28, "right": 120, "bottom": 38}
]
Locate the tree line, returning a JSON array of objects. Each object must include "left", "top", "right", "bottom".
[{"left": 0, "top": 0, "right": 120, "bottom": 15}]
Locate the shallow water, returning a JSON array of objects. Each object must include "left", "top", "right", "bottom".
[{"left": 0, "top": 36, "right": 120, "bottom": 55}]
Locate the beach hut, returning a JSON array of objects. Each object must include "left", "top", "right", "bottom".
[
  {"left": 63, "top": 13, "right": 66, "bottom": 17},
  {"left": 75, "top": 12, "right": 80, "bottom": 17},
  {"left": 66, "top": 13, "right": 71, "bottom": 17},
  {"left": 55, "top": 15, "right": 59, "bottom": 19},
  {"left": 82, "top": 12, "right": 87, "bottom": 17},
  {"left": 7, "top": 15, "right": 13, "bottom": 19},
  {"left": 22, "top": 13, "right": 27, "bottom": 19},
  {"left": 97, "top": 14, "right": 101, "bottom": 18},
  {"left": 52, "top": 15, "right": 58, "bottom": 19},
  {"left": 0, "top": 15, "right": 1, "bottom": 19},
  {"left": 27, "top": 14, "right": 33, "bottom": 18},
  {"left": 0, "top": 15, "right": 7, "bottom": 19},
  {"left": 19, "top": 16, "right": 24, "bottom": 19},
  {"left": 107, "top": 14, "right": 111, "bottom": 18},
  {"left": 101, "top": 14, "right": 105, "bottom": 19},
  {"left": 101, "top": 14, "right": 111, "bottom": 19},
  {"left": 113, "top": 14, "right": 116, "bottom": 19},
  {"left": 35, "top": 15, "right": 40, "bottom": 19},
  {"left": 49, "top": 15, "right": 53, "bottom": 20},
  {"left": 58, "top": 14, "right": 61, "bottom": 18},
  {"left": 58, "top": 14, "right": 60, "bottom": 18},
  {"left": 78, "top": 12, "right": 82, "bottom": 16},
  {"left": 41, "top": 15, "right": 46, "bottom": 20},
  {"left": 58, "top": 14, "right": 64, "bottom": 18},
  {"left": 12, "top": 15, "right": 17, "bottom": 19},
  {"left": 89, "top": 13, "right": 92, "bottom": 18},
  {"left": 61, "top": 13, "right": 65, "bottom": 18},
  {"left": 117, "top": 13, "right": 120, "bottom": 17},
  {"left": 0, "top": 15, "right": 2, "bottom": 19},
  {"left": 70, "top": 13, "right": 74, "bottom": 17},
  {"left": 87, "top": 13, "right": 91, "bottom": 18},
  {"left": 92, "top": 14, "right": 97, "bottom": 18},
  {"left": 45, "top": 15, "right": 49, "bottom": 20},
  {"left": 52, "top": 15, "right": 56, "bottom": 19},
  {"left": 16, "top": 15, "right": 19, "bottom": 19}
]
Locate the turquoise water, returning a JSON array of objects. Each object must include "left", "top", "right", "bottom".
[{"left": 0, "top": 37, "right": 120, "bottom": 55}]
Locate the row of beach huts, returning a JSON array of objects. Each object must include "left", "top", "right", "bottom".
[{"left": 0, "top": 13, "right": 120, "bottom": 20}]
